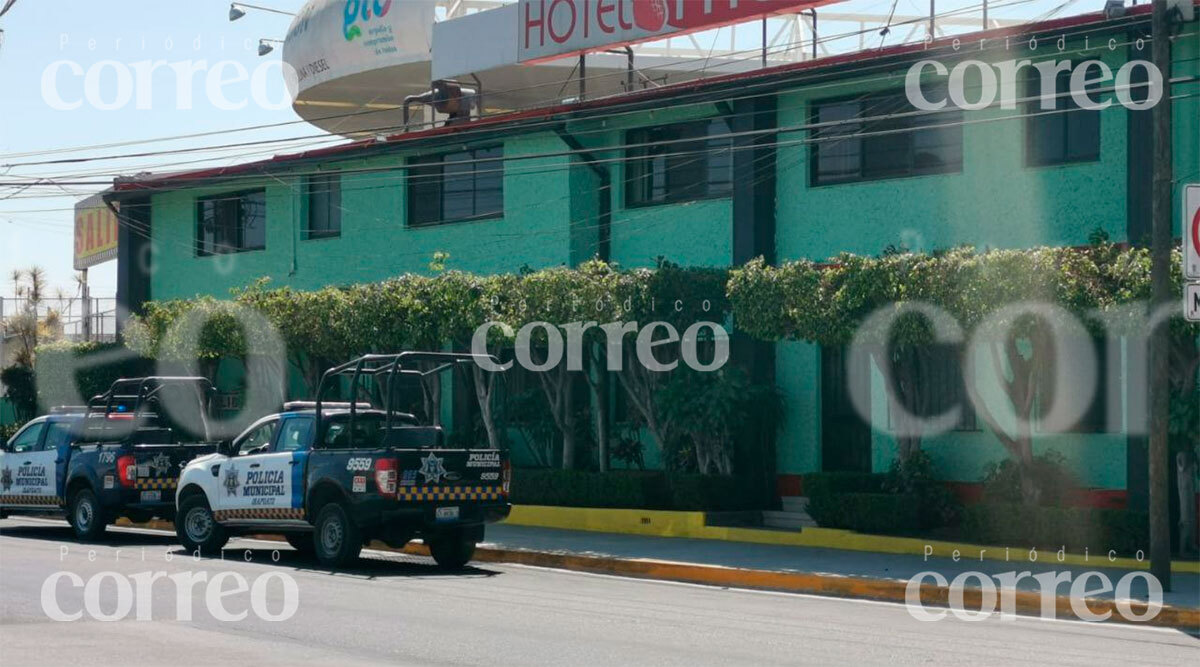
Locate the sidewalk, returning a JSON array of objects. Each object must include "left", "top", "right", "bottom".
[{"left": 482, "top": 523, "right": 1200, "bottom": 611}]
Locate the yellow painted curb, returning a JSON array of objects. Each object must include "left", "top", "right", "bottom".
[
  {"left": 504, "top": 506, "right": 1200, "bottom": 575},
  {"left": 450, "top": 544, "right": 1200, "bottom": 632},
  {"left": 110, "top": 517, "right": 1199, "bottom": 631}
]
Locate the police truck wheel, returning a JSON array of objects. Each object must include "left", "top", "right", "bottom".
[
  {"left": 69, "top": 488, "right": 108, "bottom": 541},
  {"left": 429, "top": 532, "right": 476, "bottom": 570},
  {"left": 285, "top": 533, "right": 316, "bottom": 555},
  {"left": 176, "top": 495, "right": 228, "bottom": 555},
  {"left": 314, "top": 503, "right": 361, "bottom": 567}
]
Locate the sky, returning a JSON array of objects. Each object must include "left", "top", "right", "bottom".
[
  {"left": 0, "top": 0, "right": 1081, "bottom": 300},
  {"left": 0, "top": 0, "right": 309, "bottom": 299}
]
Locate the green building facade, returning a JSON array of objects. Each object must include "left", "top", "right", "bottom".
[{"left": 113, "top": 10, "right": 1200, "bottom": 504}]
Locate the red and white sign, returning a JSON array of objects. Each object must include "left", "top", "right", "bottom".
[
  {"left": 518, "top": 0, "right": 826, "bottom": 63},
  {"left": 1185, "top": 184, "right": 1200, "bottom": 280}
]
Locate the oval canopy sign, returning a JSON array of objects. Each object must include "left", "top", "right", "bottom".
[{"left": 284, "top": 0, "right": 437, "bottom": 96}]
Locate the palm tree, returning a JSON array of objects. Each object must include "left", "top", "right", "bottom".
[{"left": 4, "top": 266, "right": 59, "bottom": 367}]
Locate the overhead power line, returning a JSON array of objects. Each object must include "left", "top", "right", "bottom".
[
  {"left": 0, "top": 1, "right": 1139, "bottom": 190},
  {"left": 0, "top": 0, "right": 1045, "bottom": 165}
]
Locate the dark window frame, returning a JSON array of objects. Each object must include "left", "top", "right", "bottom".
[
  {"left": 1036, "top": 337, "right": 1115, "bottom": 434},
  {"left": 1024, "top": 63, "right": 1101, "bottom": 167},
  {"left": 809, "top": 89, "right": 964, "bottom": 187},
  {"left": 883, "top": 344, "right": 979, "bottom": 433},
  {"left": 407, "top": 146, "right": 505, "bottom": 227},
  {"left": 195, "top": 189, "right": 267, "bottom": 256},
  {"left": 303, "top": 173, "right": 342, "bottom": 241},
  {"left": 624, "top": 117, "right": 734, "bottom": 208}
]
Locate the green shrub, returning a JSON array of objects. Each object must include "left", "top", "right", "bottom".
[
  {"left": 802, "top": 471, "right": 885, "bottom": 496},
  {"left": 510, "top": 469, "right": 659, "bottom": 509},
  {"left": 980, "top": 451, "right": 1076, "bottom": 506},
  {"left": 958, "top": 504, "right": 1148, "bottom": 556},
  {"left": 807, "top": 492, "right": 921, "bottom": 535},
  {"left": 665, "top": 474, "right": 758, "bottom": 511},
  {"left": 803, "top": 472, "right": 885, "bottom": 528},
  {"left": 1, "top": 365, "right": 36, "bottom": 422},
  {"left": 883, "top": 452, "right": 962, "bottom": 529},
  {"left": 0, "top": 422, "right": 24, "bottom": 442},
  {"left": 509, "top": 469, "right": 760, "bottom": 511},
  {"left": 804, "top": 468, "right": 955, "bottom": 534},
  {"left": 35, "top": 342, "right": 154, "bottom": 411}
]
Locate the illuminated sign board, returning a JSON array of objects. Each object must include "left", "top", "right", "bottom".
[
  {"left": 74, "top": 194, "right": 119, "bottom": 270},
  {"left": 518, "top": 0, "right": 825, "bottom": 63}
]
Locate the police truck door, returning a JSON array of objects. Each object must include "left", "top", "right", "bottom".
[
  {"left": 213, "top": 418, "right": 298, "bottom": 521},
  {"left": 0, "top": 419, "right": 58, "bottom": 508}
]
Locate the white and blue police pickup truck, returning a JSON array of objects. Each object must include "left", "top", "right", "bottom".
[
  {"left": 174, "top": 353, "right": 511, "bottom": 569},
  {"left": 0, "top": 377, "right": 220, "bottom": 540}
]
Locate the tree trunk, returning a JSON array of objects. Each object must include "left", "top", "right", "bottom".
[
  {"left": 585, "top": 344, "right": 610, "bottom": 472},
  {"left": 421, "top": 373, "right": 442, "bottom": 426},
  {"left": 614, "top": 347, "right": 673, "bottom": 458},
  {"left": 536, "top": 365, "right": 577, "bottom": 470},
  {"left": 875, "top": 344, "right": 935, "bottom": 466},
  {"left": 199, "top": 358, "right": 219, "bottom": 386},
  {"left": 963, "top": 333, "right": 1043, "bottom": 505},
  {"left": 471, "top": 364, "right": 501, "bottom": 449},
  {"left": 561, "top": 378, "right": 576, "bottom": 470},
  {"left": 1175, "top": 452, "right": 1196, "bottom": 556}
]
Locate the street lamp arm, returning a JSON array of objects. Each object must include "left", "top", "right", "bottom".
[{"left": 231, "top": 2, "right": 295, "bottom": 19}]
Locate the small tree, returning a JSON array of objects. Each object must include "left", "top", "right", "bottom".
[
  {"left": 501, "top": 265, "right": 601, "bottom": 469},
  {"left": 5, "top": 266, "right": 61, "bottom": 367},
  {"left": 657, "top": 366, "right": 782, "bottom": 475},
  {"left": 730, "top": 245, "right": 1157, "bottom": 506},
  {"left": 0, "top": 364, "right": 36, "bottom": 422},
  {"left": 614, "top": 261, "right": 731, "bottom": 463}
]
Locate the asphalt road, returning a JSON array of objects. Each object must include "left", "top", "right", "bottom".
[{"left": 1, "top": 517, "right": 1196, "bottom": 666}]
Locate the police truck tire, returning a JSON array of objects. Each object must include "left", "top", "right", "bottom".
[
  {"left": 429, "top": 532, "right": 476, "bottom": 570},
  {"left": 176, "top": 495, "right": 229, "bottom": 555},
  {"left": 314, "top": 503, "right": 361, "bottom": 567},
  {"left": 69, "top": 488, "right": 108, "bottom": 540},
  {"left": 285, "top": 533, "right": 316, "bottom": 555}
]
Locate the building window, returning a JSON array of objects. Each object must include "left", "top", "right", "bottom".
[
  {"left": 885, "top": 344, "right": 978, "bottom": 432},
  {"left": 810, "top": 91, "right": 962, "bottom": 186},
  {"left": 1025, "top": 66, "right": 1100, "bottom": 166},
  {"left": 304, "top": 174, "right": 341, "bottom": 240},
  {"left": 1037, "top": 337, "right": 1114, "bottom": 433},
  {"left": 408, "top": 147, "right": 504, "bottom": 227},
  {"left": 625, "top": 118, "right": 733, "bottom": 207},
  {"left": 195, "top": 190, "right": 266, "bottom": 256}
]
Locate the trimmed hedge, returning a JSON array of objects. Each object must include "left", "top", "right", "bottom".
[
  {"left": 803, "top": 472, "right": 885, "bottom": 497},
  {"left": 806, "top": 492, "right": 922, "bottom": 535},
  {"left": 801, "top": 470, "right": 1149, "bottom": 555},
  {"left": 35, "top": 341, "right": 154, "bottom": 410},
  {"left": 510, "top": 469, "right": 760, "bottom": 511},
  {"left": 958, "top": 504, "right": 1149, "bottom": 557}
]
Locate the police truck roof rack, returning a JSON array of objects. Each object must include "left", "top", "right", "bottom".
[
  {"left": 313, "top": 352, "right": 501, "bottom": 447},
  {"left": 84, "top": 377, "right": 217, "bottom": 440},
  {"left": 49, "top": 406, "right": 88, "bottom": 414},
  {"left": 282, "top": 401, "right": 373, "bottom": 412}
]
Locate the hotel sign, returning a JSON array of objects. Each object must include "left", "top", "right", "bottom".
[{"left": 518, "top": 0, "right": 824, "bottom": 63}]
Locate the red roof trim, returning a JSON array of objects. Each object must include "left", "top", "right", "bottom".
[{"left": 114, "top": 5, "right": 1158, "bottom": 193}]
